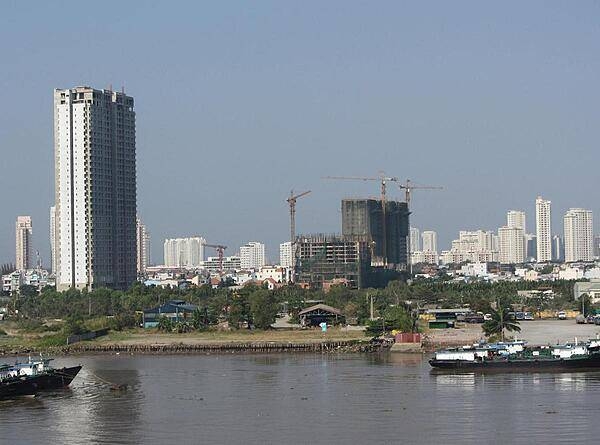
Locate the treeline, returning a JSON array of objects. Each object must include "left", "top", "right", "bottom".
[{"left": 8, "top": 279, "right": 578, "bottom": 330}]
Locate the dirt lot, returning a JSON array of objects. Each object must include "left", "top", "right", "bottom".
[
  {"left": 424, "top": 319, "right": 600, "bottom": 347},
  {"left": 93, "top": 327, "right": 366, "bottom": 346}
]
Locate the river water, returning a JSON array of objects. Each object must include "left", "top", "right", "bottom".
[{"left": 1, "top": 353, "right": 599, "bottom": 444}]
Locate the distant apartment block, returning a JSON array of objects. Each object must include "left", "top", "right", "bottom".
[
  {"left": 440, "top": 229, "right": 498, "bottom": 264},
  {"left": 136, "top": 218, "right": 151, "bottom": 274},
  {"left": 422, "top": 230, "right": 437, "bottom": 253},
  {"left": 498, "top": 226, "right": 525, "bottom": 264},
  {"left": 410, "top": 251, "right": 439, "bottom": 265},
  {"left": 535, "top": 197, "right": 552, "bottom": 262},
  {"left": 240, "top": 242, "right": 266, "bottom": 269},
  {"left": 279, "top": 241, "right": 294, "bottom": 268},
  {"left": 524, "top": 233, "right": 536, "bottom": 261},
  {"left": 15, "top": 216, "right": 32, "bottom": 271},
  {"left": 163, "top": 237, "right": 205, "bottom": 267},
  {"left": 54, "top": 86, "right": 137, "bottom": 291},
  {"left": 409, "top": 227, "right": 421, "bottom": 253},
  {"left": 507, "top": 210, "right": 526, "bottom": 231},
  {"left": 203, "top": 256, "right": 241, "bottom": 273},
  {"left": 564, "top": 208, "right": 593, "bottom": 262}
]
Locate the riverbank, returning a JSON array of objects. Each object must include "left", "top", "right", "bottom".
[{"left": 0, "top": 327, "right": 380, "bottom": 355}]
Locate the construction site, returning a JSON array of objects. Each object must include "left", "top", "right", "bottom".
[{"left": 288, "top": 174, "right": 442, "bottom": 290}]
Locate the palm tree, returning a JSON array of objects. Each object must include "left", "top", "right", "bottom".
[{"left": 483, "top": 305, "right": 521, "bottom": 341}]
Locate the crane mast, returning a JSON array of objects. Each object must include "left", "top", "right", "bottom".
[{"left": 204, "top": 243, "right": 227, "bottom": 273}]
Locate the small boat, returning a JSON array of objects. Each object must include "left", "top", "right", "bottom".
[
  {"left": 0, "top": 357, "right": 82, "bottom": 399},
  {"left": 429, "top": 338, "right": 600, "bottom": 371}
]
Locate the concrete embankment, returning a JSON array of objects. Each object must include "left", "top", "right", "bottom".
[{"left": 0, "top": 339, "right": 386, "bottom": 355}]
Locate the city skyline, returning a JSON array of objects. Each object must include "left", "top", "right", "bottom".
[{"left": 2, "top": 2, "right": 600, "bottom": 265}]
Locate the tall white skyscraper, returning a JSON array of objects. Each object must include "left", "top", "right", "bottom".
[
  {"left": 409, "top": 227, "right": 421, "bottom": 253},
  {"left": 163, "top": 237, "right": 205, "bottom": 267},
  {"left": 564, "top": 208, "right": 593, "bottom": 262},
  {"left": 507, "top": 210, "right": 526, "bottom": 260},
  {"left": 279, "top": 242, "right": 294, "bottom": 268},
  {"left": 15, "top": 216, "right": 32, "bottom": 271},
  {"left": 507, "top": 210, "right": 526, "bottom": 231},
  {"left": 50, "top": 206, "right": 56, "bottom": 273},
  {"left": 422, "top": 230, "right": 437, "bottom": 253},
  {"left": 136, "top": 217, "right": 151, "bottom": 274},
  {"left": 535, "top": 197, "right": 552, "bottom": 262},
  {"left": 54, "top": 86, "right": 137, "bottom": 290},
  {"left": 498, "top": 226, "right": 525, "bottom": 264},
  {"left": 240, "top": 242, "right": 266, "bottom": 269}
]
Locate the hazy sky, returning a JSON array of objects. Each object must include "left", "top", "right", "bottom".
[{"left": 1, "top": 1, "right": 599, "bottom": 265}]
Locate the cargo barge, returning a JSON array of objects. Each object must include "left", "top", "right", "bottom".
[{"left": 429, "top": 338, "right": 600, "bottom": 371}]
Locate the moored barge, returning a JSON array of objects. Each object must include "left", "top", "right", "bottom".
[{"left": 430, "top": 338, "right": 600, "bottom": 371}]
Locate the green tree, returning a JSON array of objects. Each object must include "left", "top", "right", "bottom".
[
  {"left": 192, "top": 307, "right": 212, "bottom": 330},
  {"left": 228, "top": 290, "right": 252, "bottom": 329},
  {"left": 365, "top": 306, "right": 412, "bottom": 336},
  {"left": 19, "top": 285, "right": 38, "bottom": 297},
  {"left": 482, "top": 305, "right": 521, "bottom": 341},
  {"left": 250, "top": 288, "right": 278, "bottom": 329},
  {"left": 157, "top": 316, "right": 174, "bottom": 332},
  {"left": 62, "top": 316, "right": 86, "bottom": 336}
]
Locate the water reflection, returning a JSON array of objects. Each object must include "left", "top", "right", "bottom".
[{"left": 3, "top": 354, "right": 600, "bottom": 444}]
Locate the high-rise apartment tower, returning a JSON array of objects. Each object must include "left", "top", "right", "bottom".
[
  {"left": 54, "top": 86, "right": 137, "bottom": 290},
  {"left": 136, "top": 217, "right": 150, "bottom": 274},
  {"left": 15, "top": 216, "right": 32, "bottom": 270},
  {"left": 535, "top": 197, "right": 552, "bottom": 262},
  {"left": 50, "top": 206, "right": 56, "bottom": 273},
  {"left": 564, "top": 208, "right": 593, "bottom": 262}
]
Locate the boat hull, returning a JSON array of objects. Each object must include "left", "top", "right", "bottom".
[
  {"left": 430, "top": 354, "right": 600, "bottom": 372},
  {"left": 0, "top": 365, "right": 82, "bottom": 399}
]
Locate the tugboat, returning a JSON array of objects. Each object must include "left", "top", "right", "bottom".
[
  {"left": 429, "top": 338, "right": 600, "bottom": 371},
  {"left": 0, "top": 357, "right": 82, "bottom": 399}
]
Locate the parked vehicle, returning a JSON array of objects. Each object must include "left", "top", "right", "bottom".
[
  {"left": 523, "top": 312, "right": 534, "bottom": 320},
  {"left": 576, "top": 314, "right": 586, "bottom": 324},
  {"left": 483, "top": 313, "right": 492, "bottom": 321},
  {"left": 557, "top": 311, "right": 567, "bottom": 320},
  {"left": 465, "top": 313, "right": 485, "bottom": 323}
]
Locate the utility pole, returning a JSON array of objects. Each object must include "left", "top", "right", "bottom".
[
  {"left": 369, "top": 294, "right": 375, "bottom": 321},
  {"left": 499, "top": 299, "right": 504, "bottom": 342}
]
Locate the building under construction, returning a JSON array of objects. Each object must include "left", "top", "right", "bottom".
[
  {"left": 295, "top": 234, "right": 372, "bottom": 289},
  {"left": 341, "top": 199, "right": 410, "bottom": 267}
]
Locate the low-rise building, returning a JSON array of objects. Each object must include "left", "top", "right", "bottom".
[
  {"left": 142, "top": 300, "right": 198, "bottom": 328},
  {"left": 574, "top": 280, "right": 600, "bottom": 303},
  {"left": 2, "top": 269, "right": 52, "bottom": 294},
  {"left": 459, "top": 262, "right": 488, "bottom": 277},
  {"left": 558, "top": 267, "right": 584, "bottom": 280}
]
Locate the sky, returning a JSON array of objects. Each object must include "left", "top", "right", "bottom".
[{"left": 1, "top": 1, "right": 600, "bottom": 265}]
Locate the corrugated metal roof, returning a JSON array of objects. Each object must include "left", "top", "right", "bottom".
[{"left": 298, "top": 303, "right": 343, "bottom": 316}]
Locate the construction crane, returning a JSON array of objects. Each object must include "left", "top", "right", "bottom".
[
  {"left": 204, "top": 244, "right": 227, "bottom": 273},
  {"left": 323, "top": 173, "right": 443, "bottom": 266},
  {"left": 396, "top": 179, "right": 443, "bottom": 206},
  {"left": 322, "top": 174, "right": 398, "bottom": 205},
  {"left": 323, "top": 174, "right": 399, "bottom": 264},
  {"left": 286, "top": 190, "right": 311, "bottom": 243}
]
